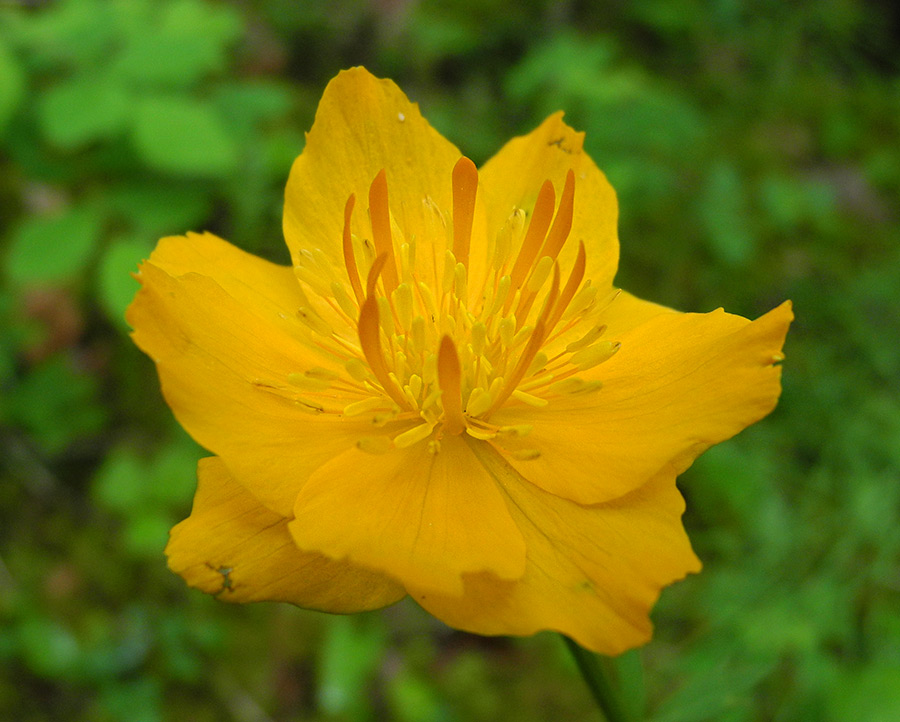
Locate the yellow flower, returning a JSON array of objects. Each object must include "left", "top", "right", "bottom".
[{"left": 127, "top": 67, "right": 792, "bottom": 655}]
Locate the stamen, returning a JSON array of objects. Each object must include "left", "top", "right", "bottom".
[
  {"left": 526, "top": 256, "right": 555, "bottom": 293},
  {"left": 490, "top": 275, "right": 511, "bottom": 315},
  {"left": 565, "top": 323, "right": 607, "bottom": 353},
  {"left": 487, "top": 265, "right": 559, "bottom": 414},
  {"left": 368, "top": 170, "right": 399, "bottom": 293},
  {"left": 546, "top": 241, "right": 587, "bottom": 332},
  {"left": 411, "top": 316, "right": 426, "bottom": 354},
  {"left": 539, "top": 170, "right": 575, "bottom": 261},
  {"left": 305, "top": 367, "right": 340, "bottom": 381},
  {"left": 358, "top": 294, "right": 408, "bottom": 408},
  {"left": 357, "top": 436, "right": 392, "bottom": 454},
  {"left": 548, "top": 377, "right": 588, "bottom": 394},
  {"left": 437, "top": 335, "right": 465, "bottom": 435},
  {"left": 511, "top": 390, "right": 548, "bottom": 407},
  {"left": 563, "top": 281, "right": 597, "bottom": 320},
  {"left": 570, "top": 340, "right": 621, "bottom": 370},
  {"left": 343, "top": 396, "right": 386, "bottom": 416},
  {"left": 466, "top": 426, "right": 498, "bottom": 440},
  {"left": 498, "top": 424, "right": 532, "bottom": 437},
  {"left": 508, "top": 180, "right": 555, "bottom": 299},
  {"left": 453, "top": 262, "right": 467, "bottom": 302},
  {"left": 342, "top": 195, "right": 365, "bottom": 305},
  {"left": 470, "top": 322, "right": 486, "bottom": 355},
  {"left": 492, "top": 209, "right": 525, "bottom": 273},
  {"left": 344, "top": 357, "right": 368, "bottom": 382},
  {"left": 393, "top": 282, "right": 414, "bottom": 330},
  {"left": 297, "top": 307, "right": 333, "bottom": 336},
  {"left": 394, "top": 422, "right": 435, "bottom": 448},
  {"left": 287, "top": 373, "right": 330, "bottom": 391},
  {"left": 452, "top": 156, "right": 478, "bottom": 269},
  {"left": 465, "top": 387, "right": 492, "bottom": 417},
  {"left": 331, "top": 281, "right": 358, "bottom": 319},
  {"left": 442, "top": 250, "right": 456, "bottom": 294}
]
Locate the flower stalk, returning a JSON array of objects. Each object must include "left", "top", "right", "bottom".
[{"left": 563, "top": 635, "right": 638, "bottom": 722}]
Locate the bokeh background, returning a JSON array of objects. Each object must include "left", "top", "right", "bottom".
[{"left": 2, "top": 0, "right": 899, "bottom": 720}]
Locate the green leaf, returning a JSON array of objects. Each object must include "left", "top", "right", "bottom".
[
  {"left": 699, "top": 162, "right": 755, "bottom": 267},
  {"left": 93, "top": 445, "right": 146, "bottom": 514},
  {"left": 0, "top": 37, "right": 25, "bottom": 135},
  {"left": 130, "top": 95, "right": 239, "bottom": 177},
  {"left": 124, "top": 512, "right": 173, "bottom": 558},
  {"left": 828, "top": 665, "right": 900, "bottom": 722},
  {"left": 96, "top": 236, "right": 155, "bottom": 327},
  {"left": 7, "top": 356, "right": 107, "bottom": 454},
  {"left": 318, "top": 615, "right": 387, "bottom": 717},
  {"left": 111, "top": 0, "right": 241, "bottom": 88},
  {"left": 12, "top": 0, "right": 117, "bottom": 69},
  {"left": 5, "top": 205, "right": 102, "bottom": 284},
  {"left": 114, "top": 33, "right": 223, "bottom": 89},
  {"left": 18, "top": 616, "right": 81, "bottom": 678},
  {"left": 37, "top": 72, "right": 130, "bottom": 149},
  {"left": 107, "top": 182, "right": 212, "bottom": 235},
  {"left": 146, "top": 437, "right": 201, "bottom": 507},
  {"left": 212, "top": 81, "right": 293, "bottom": 138}
]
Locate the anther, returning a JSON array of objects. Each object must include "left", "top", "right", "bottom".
[
  {"left": 498, "top": 424, "right": 533, "bottom": 437},
  {"left": 357, "top": 436, "right": 393, "bottom": 454},
  {"left": 465, "top": 387, "right": 492, "bottom": 418},
  {"left": 393, "top": 283, "right": 414, "bottom": 330},
  {"left": 511, "top": 389, "right": 549, "bottom": 407},
  {"left": 411, "top": 316, "right": 426, "bottom": 354},
  {"left": 305, "top": 367, "right": 340, "bottom": 381},
  {"left": 565, "top": 324, "right": 608, "bottom": 353},
  {"left": 394, "top": 422, "right": 435, "bottom": 448},
  {"left": 287, "top": 373, "right": 330, "bottom": 391},
  {"left": 297, "top": 307, "right": 333, "bottom": 336},
  {"left": 570, "top": 340, "right": 621, "bottom": 370},
  {"left": 344, "top": 358, "right": 369, "bottom": 382},
  {"left": 343, "top": 397, "right": 385, "bottom": 416},
  {"left": 331, "top": 281, "right": 358, "bottom": 318},
  {"left": 453, "top": 262, "right": 467, "bottom": 301}
]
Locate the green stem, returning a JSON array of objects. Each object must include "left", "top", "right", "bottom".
[{"left": 563, "top": 636, "right": 637, "bottom": 722}]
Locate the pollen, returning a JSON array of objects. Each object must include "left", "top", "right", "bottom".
[{"left": 288, "top": 162, "right": 622, "bottom": 447}]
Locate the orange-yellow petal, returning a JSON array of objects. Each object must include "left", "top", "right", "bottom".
[
  {"left": 479, "top": 112, "right": 620, "bottom": 291},
  {"left": 284, "top": 67, "right": 485, "bottom": 288},
  {"left": 167, "top": 457, "right": 405, "bottom": 612},
  {"left": 411, "top": 443, "right": 701, "bottom": 655},
  {"left": 127, "top": 249, "right": 373, "bottom": 517},
  {"left": 289, "top": 435, "right": 526, "bottom": 597},
  {"left": 492, "top": 301, "right": 793, "bottom": 504}
]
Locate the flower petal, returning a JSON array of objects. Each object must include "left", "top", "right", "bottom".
[
  {"left": 141, "top": 232, "right": 299, "bottom": 321},
  {"left": 127, "top": 250, "right": 374, "bottom": 516},
  {"left": 289, "top": 435, "right": 527, "bottom": 597},
  {"left": 411, "top": 443, "right": 701, "bottom": 655},
  {"left": 167, "top": 457, "right": 405, "bottom": 612},
  {"left": 284, "top": 67, "right": 468, "bottom": 285},
  {"left": 479, "top": 112, "right": 620, "bottom": 289},
  {"left": 493, "top": 301, "right": 793, "bottom": 504}
]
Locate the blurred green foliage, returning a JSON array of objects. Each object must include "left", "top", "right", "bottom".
[{"left": 1, "top": 0, "right": 899, "bottom": 720}]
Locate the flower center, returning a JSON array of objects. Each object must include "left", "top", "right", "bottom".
[{"left": 286, "top": 159, "right": 620, "bottom": 451}]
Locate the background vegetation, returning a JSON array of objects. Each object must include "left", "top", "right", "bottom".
[{"left": 2, "top": 0, "right": 899, "bottom": 719}]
